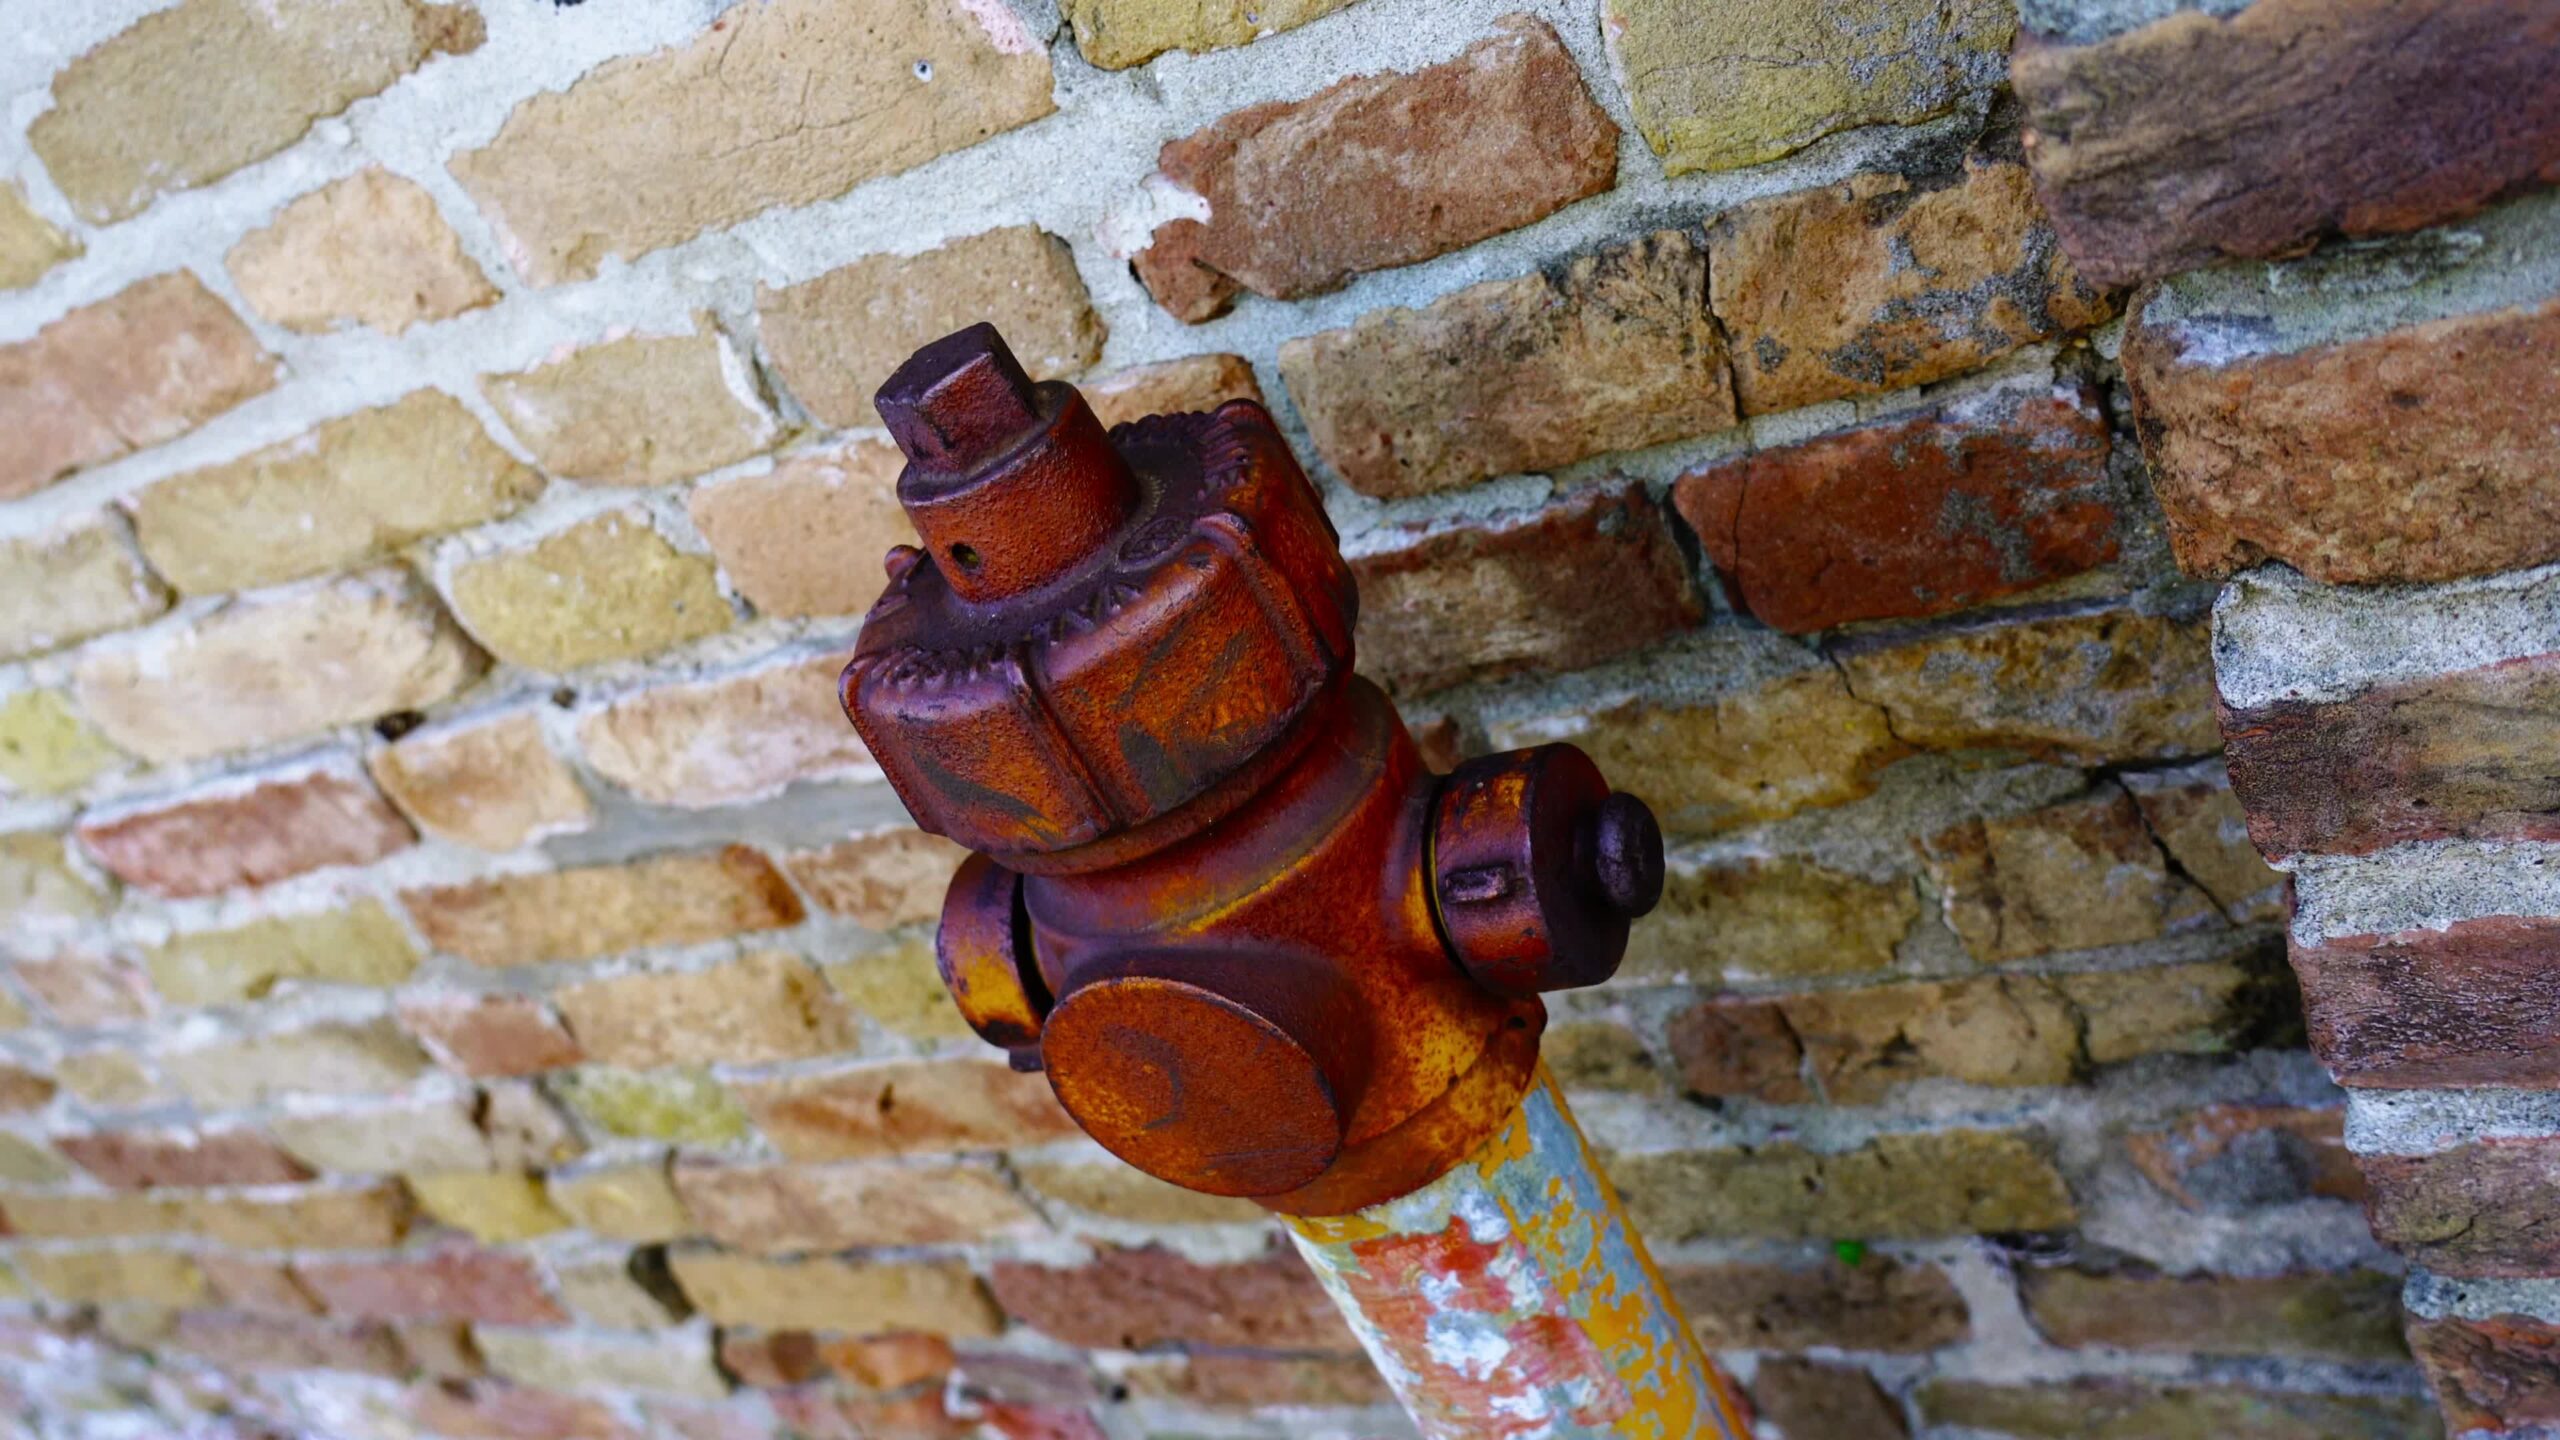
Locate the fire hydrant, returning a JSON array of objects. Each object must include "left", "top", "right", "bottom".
[{"left": 843, "top": 325, "right": 1750, "bottom": 1437}]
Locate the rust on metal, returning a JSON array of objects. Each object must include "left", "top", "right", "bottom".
[{"left": 842, "top": 323, "right": 1666, "bottom": 1215}]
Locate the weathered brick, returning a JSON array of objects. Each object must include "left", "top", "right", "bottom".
[
  {"left": 0, "top": 512, "right": 170, "bottom": 661},
  {"left": 446, "top": 511, "right": 733, "bottom": 671},
  {"left": 558, "top": 953, "right": 853, "bottom": 1069},
  {"left": 688, "top": 440, "right": 916, "bottom": 620},
  {"left": 478, "top": 1327, "right": 726, "bottom": 1401},
  {"left": 547, "top": 1164, "right": 694, "bottom": 1245},
  {"left": 667, "top": 1252, "right": 1001, "bottom": 1337},
  {"left": 0, "top": 690, "right": 128, "bottom": 796},
  {"left": 1665, "top": 1256, "right": 1969, "bottom": 1353},
  {"left": 402, "top": 846, "right": 802, "bottom": 968},
  {"left": 77, "top": 768, "right": 414, "bottom": 900},
  {"left": 1083, "top": 354, "right": 1264, "bottom": 429},
  {"left": 73, "top": 567, "right": 485, "bottom": 764},
  {"left": 1281, "top": 232, "right": 1732, "bottom": 499},
  {"left": 409, "top": 1379, "right": 638, "bottom": 1440},
  {"left": 1012, "top": 1161, "right": 1263, "bottom": 1226},
  {"left": 1063, "top": 0, "right": 1356, "bottom": 69},
  {"left": 19, "top": 1248, "right": 206, "bottom": 1307},
  {"left": 1920, "top": 786, "right": 2217, "bottom": 963},
  {"left": 1677, "top": 386, "right": 2116, "bottom": 635},
  {"left": 2224, "top": 651, "right": 2560, "bottom": 860},
  {"left": 197, "top": 1254, "right": 321, "bottom": 1317},
  {"left": 161, "top": 1018, "right": 429, "bottom": 1110},
  {"left": 227, "top": 169, "right": 494, "bottom": 335},
  {"left": 1750, "top": 1359, "right": 1909, "bottom": 1440},
  {"left": 0, "top": 183, "right": 77, "bottom": 290},
  {"left": 2367, "top": 1139, "right": 2560, "bottom": 1277},
  {"left": 781, "top": 829, "right": 966, "bottom": 930},
  {"left": 552, "top": 1067, "right": 751, "bottom": 1147},
  {"left": 1131, "top": 17, "right": 1615, "bottom": 321},
  {"left": 54, "top": 1050, "right": 162, "bottom": 1108},
  {"left": 134, "top": 391, "right": 539, "bottom": 596},
  {"left": 166, "top": 1309, "right": 406, "bottom": 1377},
  {"left": 400, "top": 994, "right": 584, "bottom": 1078},
  {"left": 55, "top": 1127, "right": 310, "bottom": 1189},
  {"left": 2408, "top": 1313, "right": 2560, "bottom": 1438},
  {"left": 2021, "top": 1267, "right": 2407, "bottom": 1363},
  {"left": 0, "top": 1061, "right": 51, "bottom": 1114},
  {"left": 1614, "top": 1129, "right": 2075, "bottom": 1242},
  {"left": 271, "top": 1095, "right": 491, "bottom": 1175},
  {"left": 188, "top": 1185, "right": 415, "bottom": 1250},
  {"left": 2012, "top": 0, "right": 2560, "bottom": 288},
  {"left": 371, "top": 710, "right": 593, "bottom": 853},
  {"left": 481, "top": 1082, "right": 583, "bottom": 1170},
  {"left": 30, "top": 0, "right": 480, "bottom": 222},
  {"left": 1603, "top": 0, "right": 2010, "bottom": 174},
  {"left": 554, "top": 1254, "right": 689, "bottom": 1329},
  {"left": 407, "top": 1172, "right": 573, "bottom": 1244},
  {"left": 1783, "top": 974, "right": 2082, "bottom": 1101},
  {"left": 731, "top": 1059, "right": 1077, "bottom": 1161},
  {"left": 1916, "top": 1377, "right": 2436, "bottom": 1440},
  {"left": 481, "top": 330, "right": 776, "bottom": 488},
  {"left": 2126, "top": 1104, "right": 2362, "bottom": 1212},
  {"left": 1125, "top": 1352, "right": 1388, "bottom": 1409},
  {"left": 989, "top": 1244, "right": 1353, "bottom": 1352},
  {"left": 1666, "top": 998, "right": 1808, "bottom": 1103},
  {"left": 2067, "top": 950, "right": 2302, "bottom": 1064},
  {"left": 300, "top": 1248, "right": 564, "bottom": 1326},
  {"left": 1836, "top": 600, "right": 2217, "bottom": 767},
  {"left": 2293, "top": 915, "right": 2560, "bottom": 1089},
  {"left": 2121, "top": 766, "right": 2285, "bottom": 924},
  {"left": 0, "top": 1134, "right": 68, "bottom": 1185},
  {"left": 0, "top": 1188, "right": 182, "bottom": 1239},
  {"left": 578, "top": 654, "right": 874, "bottom": 809},
  {"left": 452, "top": 0, "right": 1052, "bottom": 285},
  {"left": 673, "top": 1160, "right": 1035, "bottom": 1252},
  {"left": 823, "top": 937, "right": 970, "bottom": 1043},
  {"left": 760, "top": 226, "right": 1103, "bottom": 428},
  {"left": 1545, "top": 1020, "right": 1664, "bottom": 1093},
  {"left": 1352, "top": 484, "right": 1700, "bottom": 696}
]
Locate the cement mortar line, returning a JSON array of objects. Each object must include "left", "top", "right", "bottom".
[
  {"left": 2289, "top": 840, "right": 2560, "bottom": 941},
  {"left": 2346, "top": 1088, "right": 2560, "bottom": 1157},
  {"left": 2212, "top": 557, "right": 2560, "bottom": 712},
  {"left": 2404, "top": 1269, "right": 2560, "bottom": 1325}
]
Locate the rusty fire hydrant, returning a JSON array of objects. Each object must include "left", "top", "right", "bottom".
[{"left": 841, "top": 324, "right": 1665, "bottom": 1216}]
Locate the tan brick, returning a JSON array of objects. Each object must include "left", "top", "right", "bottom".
[
  {"left": 780, "top": 828, "right": 965, "bottom": 930},
  {"left": 197, "top": 1254, "right": 321, "bottom": 1317},
  {"left": 0, "top": 832, "right": 109, "bottom": 928},
  {"left": 552, "top": 1067, "right": 752, "bottom": 1147},
  {"left": 547, "top": 1164, "right": 693, "bottom": 1245},
  {"left": 19, "top": 1248, "right": 206, "bottom": 1307},
  {"left": 1013, "top": 1162, "right": 1263, "bottom": 1226},
  {"left": 30, "top": 0, "right": 481, "bottom": 222},
  {"left": 186, "top": 1185, "right": 414, "bottom": 1250},
  {"left": 1626, "top": 856, "right": 1917, "bottom": 984},
  {"left": 732, "top": 1058, "right": 1078, "bottom": 1161},
  {"left": 13, "top": 943, "right": 148, "bottom": 1029},
  {"left": 2123, "top": 766, "right": 2285, "bottom": 923},
  {"left": 1545, "top": 1021, "right": 1665, "bottom": 1093},
  {"left": 558, "top": 953, "right": 854, "bottom": 1069},
  {"left": 1749, "top": 1359, "right": 1909, "bottom": 1440},
  {"left": 673, "top": 1160, "right": 1035, "bottom": 1253},
  {"left": 667, "top": 1252, "right": 1000, "bottom": 1337},
  {"left": 688, "top": 440, "right": 917, "bottom": 620},
  {"left": 477, "top": 1326, "right": 727, "bottom": 1400},
  {"left": 2059, "top": 953, "right": 2298, "bottom": 1066},
  {"left": 1063, "top": 0, "right": 1355, "bottom": 68},
  {"left": 298, "top": 1247, "right": 565, "bottom": 1326},
  {"left": 2020, "top": 1267, "right": 2406, "bottom": 1363},
  {"left": 481, "top": 1081, "right": 582, "bottom": 1170},
  {"left": 73, "top": 567, "right": 485, "bottom": 764},
  {"left": 227, "top": 169, "right": 494, "bottom": 335},
  {"left": 0, "top": 1188, "right": 182, "bottom": 1239},
  {"left": 1614, "top": 1129, "right": 2076, "bottom": 1242},
  {"left": 407, "top": 1172, "right": 572, "bottom": 1243},
  {"left": 370, "top": 710, "right": 592, "bottom": 852},
  {"left": 0, "top": 183, "right": 78, "bottom": 290},
  {"left": 271, "top": 1095, "right": 490, "bottom": 1175},
  {"left": 0, "top": 1133, "right": 69, "bottom": 1185},
  {"left": 452, "top": 0, "right": 1051, "bottom": 285},
  {"left": 411, "top": 1379, "right": 635, "bottom": 1438},
  {"left": 55, "top": 1051, "right": 164, "bottom": 1109},
  {"left": 1917, "top": 1377, "right": 2434, "bottom": 1440},
  {"left": 0, "top": 690, "right": 128, "bottom": 796},
  {"left": 760, "top": 227, "right": 1103, "bottom": 428},
  {"left": 401, "top": 846, "right": 804, "bottom": 968},
  {"left": 78, "top": 768, "right": 415, "bottom": 900},
  {"left": 168, "top": 1309, "right": 408, "bottom": 1377},
  {"left": 1920, "top": 787, "right": 2218, "bottom": 963},
  {"left": 0, "top": 511, "right": 171, "bottom": 661},
  {"left": 554, "top": 1254, "right": 688, "bottom": 1329},
  {"left": 1083, "top": 353, "right": 1264, "bottom": 428},
  {"left": 1131, "top": 17, "right": 1616, "bottom": 321},
  {"left": 446, "top": 511, "right": 732, "bottom": 671},
  {"left": 0, "top": 272, "right": 277, "bottom": 499},
  {"left": 399, "top": 993, "right": 584, "bottom": 1078},
  {"left": 1708, "top": 152, "right": 2112, "bottom": 414},
  {"left": 1601, "top": 0, "right": 2010, "bottom": 174},
  {"left": 145, "top": 902, "right": 417, "bottom": 1007},
  {"left": 1666, "top": 1256, "right": 1970, "bottom": 1353},
  {"left": 133, "top": 391, "right": 541, "bottom": 595},
  {"left": 1282, "top": 231, "right": 1732, "bottom": 499},
  {"left": 578, "top": 653, "right": 874, "bottom": 809},
  {"left": 1490, "top": 667, "right": 1904, "bottom": 838},
  {"left": 161, "top": 1018, "right": 429, "bottom": 1110},
  {"left": 823, "top": 937, "right": 969, "bottom": 1042},
  {"left": 482, "top": 330, "right": 776, "bottom": 488},
  {"left": 1780, "top": 975, "right": 2085, "bottom": 1102}
]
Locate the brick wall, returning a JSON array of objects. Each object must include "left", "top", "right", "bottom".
[{"left": 0, "top": 0, "right": 2538, "bottom": 1437}]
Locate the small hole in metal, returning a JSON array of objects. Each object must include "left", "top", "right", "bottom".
[{"left": 950, "top": 543, "right": 982, "bottom": 571}]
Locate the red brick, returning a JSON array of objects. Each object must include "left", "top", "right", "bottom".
[
  {"left": 719, "top": 1329, "right": 957, "bottom": 1392},
  {"left": 716, "top": 1330, "right": 827, "bottom": 1389},
  {"left": 1083, "top": 354, "right": 1263, "bottom": 429},
  {"left": 409, "top": 1378, "right": 637, "bottom": 1440},
  {"left": 769, "top": 1389, "right": 968, "bottom": 1440},
  {"left": 1675, "top": 385, "right": 2116, "bottom": 635},
  {"left": 1352, "top": 483, "right": 1700, "bottom": 696},
  {"left": 731, "top": 1059, "right": 1079, "bottom": 1161},
  {"left": 781, "top": 828, "right": 966, "bottom": 930},
  {"left": 297, "top": 1248, "right": 566, "bottom": 1325},
  {"left": 1664, "top": 1257, "right": 1970, "bottom": 1353},
  {"left": 2013, "top": 0, "right": 2560, "bottom": 287},
  {"left": 75, "top": 767, "right": 414, "bottom": 899},
  {"left": 2366, "top": 1139, "right": 2560, "bottom": 1277},
  {"left": 2125, "top": 1105, "right": 2363, "bottom": 1212},
  {"left": 687, "top": 440, "right": 915, "bottom": 621},
  {"left": 987, "top": 1244, "right": 1356, "bottom": 1353},
  {"left": 196, "top": 1254, "right": 319, "bottom": 1317},
  {"left": 0, "top": 272, "right": 276, "bottom": 500},
  {"left": 2409, "top": 1313, "right": 2560, "bottom": 1437},
  {"left": 399, "top": 993, "right": 584, "bottom": 1077},
  {"left": 1131, "top": 15, "right": 1615, "bottom": 321},
  {"left": 12, "top": 949, "right": 155, "bottom": 1025},
  {"left": 2223, "top": 651, "right": 2560, "bottom": 859},
  {"left": 2293, "top": 915, "right": 2560, "bottom": 1089},
  {"left": 0, "top": 1063, "right": 52, "bottom": 1113},
  {"left": 1127, "top": 1352, "right": 1389, "bottom": 1409},
  {"left": 1750, "top": 1358, "right": 1908, "bottom": 1440},
  {"left": 166, "top": 1309, "right": 405, "bottom": 1377},
  {"left": 577, "top": 653, "right": 874, "bottom": 809},
  {"left": 400, "top": 846, "right": 804, "bottom": 967},
  {"left": 54, "top": 1127, "right": 310, "bottom": 1189},
  {"left": 1666, "top": 998, "right": 1809, "bottom": 1103}
]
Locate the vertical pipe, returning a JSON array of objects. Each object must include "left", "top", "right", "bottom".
[{"left": 1285, "top": 1065, "right": 1752, "bottom": 1439}]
